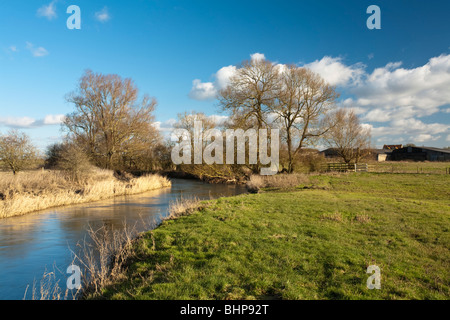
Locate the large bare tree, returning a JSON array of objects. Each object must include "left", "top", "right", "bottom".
[
  {"left": 218, "top": 58, "right": 279, "bottom": 130},
  {"left": 0, "top": 130, "right": 38, "bottom": 175},
  {"left": 218, "top": 60, "right": 339, "bottom": 173},
  {"left": 64, "top": 70, "right": 159, "bottom": 169},
  {"left": 218, "top": 58, "right": 281, "bottom": 173},
  {"left": 270, "top": 65, "right": 339, "bottom": 172}
]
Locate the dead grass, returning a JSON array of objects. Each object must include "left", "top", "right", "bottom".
[
  {"left": 321, "top": 211, "right": 344, "bottom": 222},
  {"left": 0, "top": 169, "right": 171, "bottom": 219},
  {"left": 246, "top": 173, "right": 309, "bottom": 193},
  {"left": 73, "top": 222, "right": 142, "bottom": 298},
  {"left": 165, "top": 197, "right": 203, "bottom": 220}
]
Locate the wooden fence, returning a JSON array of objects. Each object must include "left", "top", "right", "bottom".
[{"left": 325, "top": 163, "right": 369, "bottom": 173}]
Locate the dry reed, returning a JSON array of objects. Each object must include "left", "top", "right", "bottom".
[
  {"left": 246, "top": 173, "right": 309, "bottom": 193},
  {"left": 165, "top": 197, "right": 203, "bottom": 220},
  {"left": 27, "top": 220, "right": 148, "bottom": 300},
  {"left": 0, "top": 169, "right": 171, "bottom": 219}
]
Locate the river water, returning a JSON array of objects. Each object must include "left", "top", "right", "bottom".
[{"left": 0, "top": 178, "right": 247, "bottom": 300}]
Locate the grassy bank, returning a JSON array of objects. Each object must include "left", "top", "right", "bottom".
[
  {"left": 90, "top": 172, "right": 449, "bottom": 300},
  {"left": 0, "top": 169, "right": 171, "bottom": 219}
]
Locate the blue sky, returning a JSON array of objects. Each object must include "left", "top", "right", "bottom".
[{"left": 0, "top": 0, "right": 449, "bottom": 149}]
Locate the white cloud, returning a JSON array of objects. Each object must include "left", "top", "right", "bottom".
[
  {"left": 189, "top": 54, "right": 366, "bottom": 101},
  {"left": 0, "top": 117, "right": 36, "bottom": 128},
  {"left": 364, "top": 108, "right": 392, "bottom": 122},
  {"left": 153, "top": 119, "right": 177, "bottom": 133},
  {"left": 37, "top": 1, "right": 57, "bottom": 20},
  {"left": 43, "top": 114, "right": 65, "bottom": 125},
  {"left": 95, "top": 7, "right": 111, "bottom": 23},
  {"left": 414, "top": 134, "right": 440, "bottom": 143},
  {"left": 446, "top": 134, "right": 450, "bottom": 142},
  {"left": 303, "top": 56, "right": 365, "bottom": 87},
  {"left": 389, "top": 118, "right": 448, "bottom": 135},
  {"left": 189, "top": 53, "right": 265, "bottom": 101},
  {"left": 153, "top": 116, "right": 228, "bottom": 134},
  {"left": 208, "top": 115, "right": 229, "bottom": 126},
  {"left": 32, "top": 47, "right": 49, "bottom": 57},
  {"left": 304, "top": 54, "right": 450, "bottom": 136},
  {"left": 188, "top": 79, "right": 217, "bottom": 100},
  {"left": 365, "top": 118, "right": 449, "bottom": 146},
  {"left": 26, "top": 42, "right": 49, "bottom": 57},
  {"left": 250, "top": 53, "right": 266, "bottom": 62},
  {"left": 353, "top": 54, "right": 450, "bottom": 121},
  {"left": 330, "top": 53, "right": 450, "bottom": 146},
  {"left": 9, "top": 45, "right": 18, "bottom": 53},
  {"left": 0, "top": 114, "right": 65, "bottom": 128},
  {"left": 189, "top": 65, "right": 237, "bottom": 101},
  {"left": 215, "top": 65, "right": 237, "bottom": 90}
]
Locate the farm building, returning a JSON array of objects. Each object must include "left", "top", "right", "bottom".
[
  {"left": 371, "top": 149, "right": 393, "bottom": 162},
  {"left": 391, "top": 146, "right": 450, "bottom": 161},
  {"left": 320, "top": 148, "right": 393, "bottom": 162}
]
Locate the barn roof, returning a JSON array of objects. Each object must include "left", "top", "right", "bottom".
[
  {"left": 393, "top": 146, "right": 450, "bottom": 154},
  {"left": 420, "top": 147, "right": 450, "bottom": 154}
]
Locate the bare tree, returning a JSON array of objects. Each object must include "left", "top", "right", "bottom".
[
  {"left": 218, "top": 58, "right": 281, "bottom": 174},
  {"left": 171, "top": 111, "right": 240, "bottom": 181},
  {"left": 270, "top": 66, "right": 339, "bottom": 172},
  {"left": 218, "top": 58, "right": 279, "bottom": 130},
  {"left": 0, "top": 130, "right": 38, "bottom": 175},
  {"left": 64, "top": 70, "right": 159, "bottom": 169},
  {"left": 324, "top": 109, "right": 372, "bottom": 164},
  {"left": 173, "top": 111, "right": 216, "bottom": 138}
]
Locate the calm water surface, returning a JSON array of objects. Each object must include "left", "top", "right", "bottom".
[{"left": 0, "top": 179, "right": 247, "bottom": 300}]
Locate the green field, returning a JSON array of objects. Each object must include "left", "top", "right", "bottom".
[
  {"left": 369, "top": 161, "right": 450, "bottom": 174},
  {"left": 93, "top": 172, "right": 450, "bottom": 300}
]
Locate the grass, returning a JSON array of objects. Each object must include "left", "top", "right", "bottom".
[
  {"left": 0, "top": 169, "right": 171, "bottom": 218},
  {"left": 369, "top": 161, "right": 450, "bottom": 174},
  {"left": 90, "top": 172, "right": 450, "bottom": 300}
]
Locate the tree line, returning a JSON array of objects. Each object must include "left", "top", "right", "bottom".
[{"left": 0, "top": 60, "right": 372, "bottom": 178}]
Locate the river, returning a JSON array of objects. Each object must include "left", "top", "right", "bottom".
[{"left": 0, "top": 178, "right": 247, "bottom": 300}]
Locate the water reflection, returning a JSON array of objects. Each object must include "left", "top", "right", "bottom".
[{"left": 0, "top": 179, "right": 247, "bottom": 300}]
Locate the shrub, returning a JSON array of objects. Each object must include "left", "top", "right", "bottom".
[{"left": 46, "top": 142, "right": 93, "bottom": 183}]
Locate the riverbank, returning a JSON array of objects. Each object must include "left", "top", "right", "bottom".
[
  {"left": 160, "top": 170, "right": 247, "bottom": 185},
  {"left": 88, "top": 172, "right": 449, "bottom": 300},
  {"left": 0, "top": 169, "right": 171, "bottom": 219}
]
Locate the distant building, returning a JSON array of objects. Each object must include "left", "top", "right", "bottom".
[
  {"left": 320, "top": 148, "right": 340, "bottom": 158},
  {"left": 371, "top": 149, "right": 392, "bottom": 162},
  {"left": 391, "top": 146, "right": 450, "bottom": 162},
  {"left": 320, "top": 148, "right": 393, "bottom": 162}
]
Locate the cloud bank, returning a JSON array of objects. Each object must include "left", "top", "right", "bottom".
[{"left": 0, "top": 114, "right": 65, "bottom": 129}]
